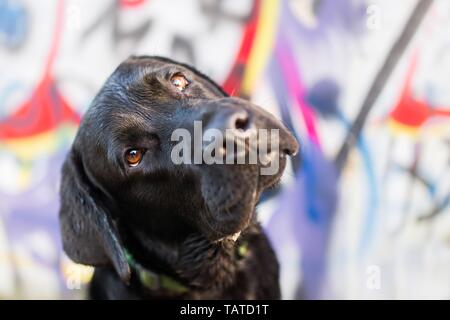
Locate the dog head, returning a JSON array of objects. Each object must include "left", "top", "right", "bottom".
[{"left": 59, "top": 56, "right": 298, "bottom": 282}]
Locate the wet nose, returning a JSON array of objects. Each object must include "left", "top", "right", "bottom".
[
  {"left": 280, "top": 130, "right": 299, "bottom": 156},
  {"left": 206, "top": 108, "right": 253, "bottom": 134},
  {"left": 199, "top": 98, "right": 299, "bottom": 157}
]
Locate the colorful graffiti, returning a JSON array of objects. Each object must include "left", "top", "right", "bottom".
[{"left": 1, "top": 0, "right": 450, "bottom": 299}]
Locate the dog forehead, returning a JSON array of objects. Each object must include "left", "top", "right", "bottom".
[
  {"left": 113, "top": 57, "right": 169, "bottom": 80},
  {"left": 116, "top": 55, "right": 227, "bottom": 97},
  {"left": 119, "top": 56, "right": 186, "bottom": 76}
]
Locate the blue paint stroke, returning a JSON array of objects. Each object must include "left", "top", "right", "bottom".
[{"left": 0, "top": 0, "right": 27, "bottom": 49}]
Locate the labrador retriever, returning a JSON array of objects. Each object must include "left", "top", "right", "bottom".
[{"left": 59, "top": 56, "right": 298, "bottom": 299}]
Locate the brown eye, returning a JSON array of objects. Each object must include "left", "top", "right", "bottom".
[
  {"left": 170, "top": 73, "right": 189, "bottom": 92},
  {"left": 125, "top": 149, "right": 144, "bottom": 167}
]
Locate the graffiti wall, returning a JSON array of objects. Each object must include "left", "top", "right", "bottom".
[{"left": 1, "top": 0, "right": 449, "bottom": 299}]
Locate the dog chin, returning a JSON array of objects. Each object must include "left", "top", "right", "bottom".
[
  {"left": 203, "top": 208, "right": 253, "bottom": 243},
  {"left": 258, "top": 156, "right": 287, "bottom": 189},
  {"left": 201, "top": 191, "right": 257, "bottom": 242}
]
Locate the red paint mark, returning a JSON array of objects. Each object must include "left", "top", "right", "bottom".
[
  {"left": 0, "top": 0, "right": 80, "bottom": 140},
  {"left": 44, "top": 0, "right": 64, "bottom": 76},
  {"left": 275, "top": 39, "right": 321, "bottom": 147},
  {"left": 119, "top": 0, "right": 146, "bottom": 8},
  {"left": 222, "top": 0, "right": 261, "bottom": 96},
  {"left": 389, "top": 55, "right": 450, "bottom": 128},
  {"left": 0, "top": 76, "right": 80, "bottom": 139}
]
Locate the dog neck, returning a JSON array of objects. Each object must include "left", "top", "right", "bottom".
[
  {"left": 124, "top": 248, "right": 189, "bottom": 294},
  {"left": 120, "top": 223, "right": 251, "bottom": 295}
]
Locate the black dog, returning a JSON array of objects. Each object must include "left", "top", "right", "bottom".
[{"left": 59, "top": 56, "right": 298, "bottom": 299}]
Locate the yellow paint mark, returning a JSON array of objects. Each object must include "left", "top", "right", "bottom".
[
  {"left": 1, "top": 125, "right": 77, "bottom": 161},
  {"left": 2, "top": 131, "right": 59, "bottom": 160},
  {"left": 241, "top": 0, "right": 280, "bottom": 96},
  {"left": 387, "top": 119, "right": 420, "bottom": 136},
  {"left": 387, "top": 118, "right": 450, "bottom": 138}
]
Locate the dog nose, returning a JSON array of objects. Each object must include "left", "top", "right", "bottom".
[
  {"left": 197, "top": 97, "right": 299, "bottom": 159},
  {"left": 280, "top": 131, "right": 299, "bottom": 156},
  {"left": 206, "top": 109, "right": 253, "bottom": 134},
  {"left": 226, "top": 110, "right": 251, "bottom": 131}
]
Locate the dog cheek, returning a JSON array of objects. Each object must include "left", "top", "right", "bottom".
[
  {"left": 207, "top": 165, "right": 257, "bottom": 200},
  {"left": 258, "top": 156, "right": 287, "bottom": 190},
  {"left": 197, "top": 165, "right": 259, "bottom": 238}
]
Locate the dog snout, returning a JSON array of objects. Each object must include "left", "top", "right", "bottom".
[
  {"left": 205, "top": 108, "right": 253, "bottom": 135},
  {"left": 198, "top": 98, "right": 299, "bottom": 158},
  {"left": 280, "top": 129, "right": 299, "bottom": 156}
]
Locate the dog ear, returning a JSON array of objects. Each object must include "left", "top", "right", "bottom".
[{"left": 59, "top": 149, "right": 130, "bottom": 283}]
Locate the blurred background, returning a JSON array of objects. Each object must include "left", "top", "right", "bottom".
[{"left": 1, "top": 0, "right": 450, "bottom": 299}]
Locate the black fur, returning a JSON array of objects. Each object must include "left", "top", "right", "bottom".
[{"left": 59, "top": 56, "right": 298, "bottom": 299}]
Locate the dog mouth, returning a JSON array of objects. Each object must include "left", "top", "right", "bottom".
[
  {"left": 258, "top": 155, "right": 287, "bottom": 188},
  {"left": 205, "top": 160, "right": 285, "bottom": 243},
  {"left": 197, "top": 157, "right": 287, "bottom": 242},
  {"left": 212, "top": 196, "right": 255, "bottom": 243},
  {"left": 200, "top": 185, "right": 258, "bottom": 242},
  {"left": 195, "top": 145, "right": 288, "bottom": 243}
]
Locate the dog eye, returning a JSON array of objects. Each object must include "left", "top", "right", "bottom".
[
  {"left": 125, "top": 149, "right": 144, "bottom": 167},
  {"left": 170, "top": 73, "right": 189, "bottom": 92}
]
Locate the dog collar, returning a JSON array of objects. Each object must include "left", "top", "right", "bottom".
[
  {"left": 125, "top": 250, "right": 189, "bottom": 294},
  {"left": 124, "top": 241, "right": 249, "bottom": 294}
]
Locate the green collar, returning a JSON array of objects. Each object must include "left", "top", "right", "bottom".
[
  {"left": 125, "top": 241, "right": 249, "bottom": 294},
  {"left": 125, "top": 250, "right": 189, "bottom": 294}
]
